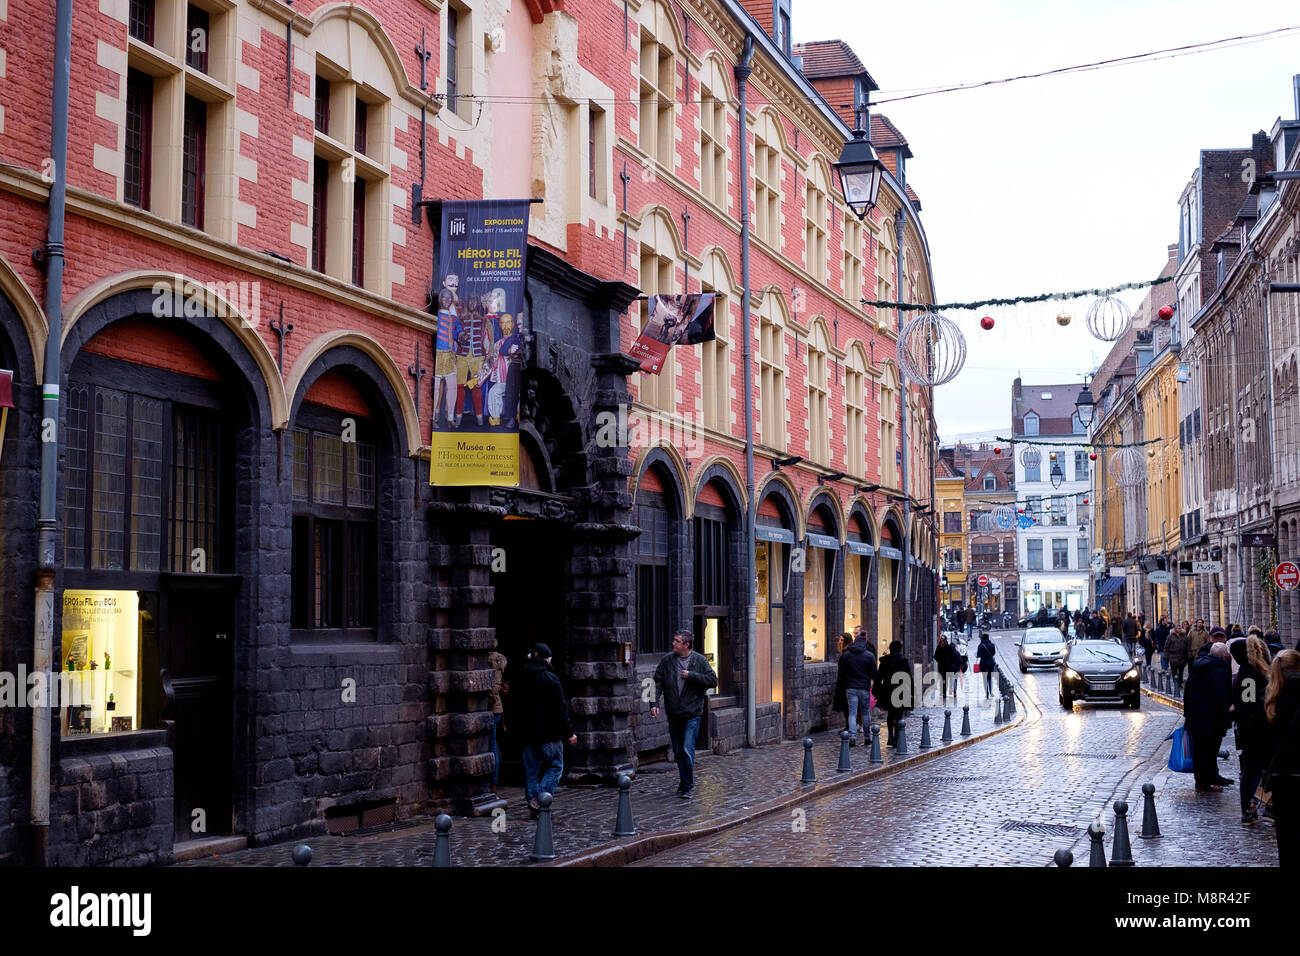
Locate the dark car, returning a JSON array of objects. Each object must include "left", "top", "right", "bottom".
[{"left": 1059, "top": 640, "right": 1141, "bottom": 711}]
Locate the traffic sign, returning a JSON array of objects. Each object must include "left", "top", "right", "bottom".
[
  {"left": 977, "top": 574, "right": 989, "bottom": 587},
  {"left": 1275, "top": 561, "right": 1300, "bottom": 592},
  {"left": 990, "top": 580, "right": 1002, "bottom": 593}
]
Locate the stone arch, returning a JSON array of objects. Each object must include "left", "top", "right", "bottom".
[
  {"left": 288, "top": 343, "right": 409, "bottom": 457},
  {"left": 307, "top": 2, "right": 415, "bottom": 99},
  {"left": 634, "top": 204, "right": 687, "bottom": 263},
  {"left": 699, "top": 51, "right": 734, "bottom": 103},
  {"left": 752, "top": 106, "right": 792, "bottom": 157},
  {"left": 755, "top": 470, "right": 802, "bottom": 538},
  {"left": 0, "top": 254, "right": 46, "bottom": 373},
  {"left": 61, "top": 271, "right": 286, "bottom": 427},
  {"left": 631, "top": 443, "right": 689, "bottom": 518},
  {"left": 696, "top": 245, "right": 741, "bottom": 295},
  {"left": 287, "top": 330, "right": 420, "bottom": 455},
  {"left": 519, "top": 366, "right": 589, "bottom": 494},
  {"left": 638, "top": 0, "right": 689, "bottom": 57},
  {"left": 846, "top": 498, "right": 878, "bottom": 542},
  {"left": 808, "top": 316, "right": 831, "bottom": 353},
  {"left": 690, "top": 456, "right": 747, "bottom": 516},
  {"left": 805, "top": 486, "right": 845, "bottom": 541}
]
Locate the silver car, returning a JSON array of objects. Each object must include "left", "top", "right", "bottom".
[{"left": 1017, "top": 626, "right": 1068, "bottom": 671}]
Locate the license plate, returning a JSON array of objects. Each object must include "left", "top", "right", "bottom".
[{"left": 1090, "top": 682, "right": 1116, "bottom": 690}]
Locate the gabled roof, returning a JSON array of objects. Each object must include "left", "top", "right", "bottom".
[
  {"left": 792, "top": 40, "right": 877, "bottom": 89},
  {"left": 871, "top": 114, "right": 913, "bottom": 158},
  {"left": 1013, "top": 383, "right": 1086, "bottom": 437}
]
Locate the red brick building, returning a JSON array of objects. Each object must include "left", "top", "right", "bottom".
[{"left": 0, "top": 0, "right": 937, "bottom": 865}]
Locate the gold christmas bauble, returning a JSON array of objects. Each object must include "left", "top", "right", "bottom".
[{"left": 1056, "top": 312, "right": 1072, "bottom": 326}]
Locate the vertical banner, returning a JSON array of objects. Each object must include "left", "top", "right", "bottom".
[
  {"left": 429, "top": 200, "right": 531, "bottom": 486},
  {"left": 629, "top": 294, "right": 716, "bottom": 373}
]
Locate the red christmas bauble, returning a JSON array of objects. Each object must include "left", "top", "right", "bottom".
[
  {"left": 1083, "top": 498, "right": 1089, "bottom": 505},
  {"left": 1089, "top": 452, "right": 1097, "bottom": 460},
  {"left": 980, "top": 316, "right": 995, "bottom": 330},
  {"left": 993, "top": 446, "right": 1001, "bottom": 455},
  {"left": 1157, "top": 305, "right": 1174, "bottom": 321}
]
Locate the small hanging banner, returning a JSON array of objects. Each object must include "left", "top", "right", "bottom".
[
  {"left": 429, "top": 200, "right": 531, "bottom": 487},
  {"left": 629, "top": 293, "right": 716, "bottom": 374}
]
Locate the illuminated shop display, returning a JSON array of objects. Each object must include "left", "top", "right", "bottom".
[{"left": 61, "top": 590, "right": 141, "bottom": 736}]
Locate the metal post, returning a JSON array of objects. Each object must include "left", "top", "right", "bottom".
[
  {"left": 895, "top": 209, "right": 910, "bottom": 656},
  {"left": 432, "top": 814, "right": 452, "bottom": 866},
  {"left": 800, "top": 737, "right": 816, "bottom": 783},
  {"left": 736, "top": 36, "right": 758, "bottom": 749},
  {"left": 30, "top": 0, "right": 74, "bottom": 868}
]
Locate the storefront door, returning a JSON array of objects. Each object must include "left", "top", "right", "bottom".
[
  {"left": 754, "top": 539, "right": 786, "bottom": 706},
  {"left": 163, "top": 579, "right": 237, "bottom": 843}
]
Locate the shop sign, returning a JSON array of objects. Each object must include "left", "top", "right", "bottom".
[
  {"left": 806, "top": 533, "right": 840, "bottom": 550},
  {"left": 847, "top": 540, "right": 875, "bottom": 556},
  {"left": 755, "top": 526, "right": 794, "bottom": 544}
]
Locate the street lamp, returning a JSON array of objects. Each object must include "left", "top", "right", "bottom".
[
  {"left": 1075, "top": 381, "right": 1096, "bottom": 429},
  {"left": 1050, "top": 460, "right": 1065, "bottom": 490},
  {"left": 833, "top": 128, "right": 886, "bottom": 220}
]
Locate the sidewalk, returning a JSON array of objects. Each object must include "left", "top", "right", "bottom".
[{"left": 188, "top": 687, "right": 1020, "bottom": 867}]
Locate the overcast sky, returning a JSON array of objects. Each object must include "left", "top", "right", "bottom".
[{"left": 795, "top": 0, "right": 1300, "bottom": 442}]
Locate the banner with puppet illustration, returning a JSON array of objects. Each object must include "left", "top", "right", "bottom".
[
  {"left": 429, "top": 200, "right": 531, "bottom": 486},
  {"left": 629, "top": 294, "right": 716, "bottom": 374}
]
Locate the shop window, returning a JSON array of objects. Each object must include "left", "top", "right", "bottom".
[
  {"left": 803, "top": 545, "right": 830, "bottom": 661},
  {"left": 290, "top": 419, "right": 378, "bottom": 634},
  {"left": 60, "top": 590, "right": 148, "bottom": 737},
  {"left": 635, "top": 502, "right": 670, "bottom": 654}
]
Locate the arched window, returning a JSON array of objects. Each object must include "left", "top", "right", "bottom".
[
  {"left": 879, "top": 363, "right": 899, "bottom": 486},
  {"left": 1023, "top": 412, "right": 1040, "bottom": 436},
  {"left": 698, "top": 251, "right": 733, "bottom": 432},
  {"left": 753, "top": 111, "right": 782, "bottom": 248},
  {"left": 845, "top": 345, "right": 867, "bottom": 475},
  {"left": 805, "top": 160, "right": 830, "bottom": 283},
  {"left": 843, "top": 210, "right": 864, "bottom": 301},
  {"left": 638, "top": 0, "right": 681, "bottom": 169},
  {"left": 807, "top": 322, "right": 829, "bottom": 463},
  {"left": 699, "top": 57, "right": 729, "bottom": 210},
  {"left": 759, "top": 292, "right": 787, "bottom": 451}
]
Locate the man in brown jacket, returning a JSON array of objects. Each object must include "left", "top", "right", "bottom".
[{"left": 1188, "top": 619, "right": 1211, "bottom": 662}]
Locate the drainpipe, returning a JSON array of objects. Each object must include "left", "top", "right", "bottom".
[
  {"left": 31, "top": 0, "right": 74, "bottom": 867},
  {"left": 736, "top": 35, "right": 757, "bottom": 748}
]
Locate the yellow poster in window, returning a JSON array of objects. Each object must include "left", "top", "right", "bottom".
[{"left": 61, "top": 590, "right": 140, "bottom": 736}]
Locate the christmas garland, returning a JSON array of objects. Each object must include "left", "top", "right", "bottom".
[{"left": 861, "top": 276, "right": 1173, "bottom": 312}]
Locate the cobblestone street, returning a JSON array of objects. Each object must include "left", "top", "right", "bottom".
[{"left": 631, "top": 632, "right": 1281, "bottom": 867}]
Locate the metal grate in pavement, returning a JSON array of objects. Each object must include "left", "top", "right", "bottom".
[
  {"left": 1000, "top": 820, "right": 1085, "bottom": 837},
  {"left": 1053, "top": 752, "right": 1119, "bottom": 759},
  {"left": 925, "top": 776, "right": 991, "bottom": 784},
  {"left": 332, "top": 819, "right": 427, "bottom": 839}
]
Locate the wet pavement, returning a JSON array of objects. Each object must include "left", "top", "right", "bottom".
[
  {"left": 187, "top": 662, "right": 1017, "bottom": 867},
  {"left": 630, "top": 632, "right": 1280, "bottom": 867}
]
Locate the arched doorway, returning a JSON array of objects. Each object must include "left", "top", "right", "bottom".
[
  {"left": 754, "top": 479, "right": 797, "bottom": 726},
  {"left": 803, "top": 495, "right": 842, "bottom": 664},
  {"left": 844, "top": 510, "right": 875, "bottom": 646},
  {"left": 877, "top": 515, "right": 904, "bottom": 658},
  {"left": 692, "top": 468, "right": 743, "bottom": 698}
]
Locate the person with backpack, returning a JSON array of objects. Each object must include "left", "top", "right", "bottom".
[{"left": 975, "top": 632, "right": 999, "bottom": 699}]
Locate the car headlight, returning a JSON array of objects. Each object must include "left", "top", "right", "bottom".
[
  {"left": 1063, "top": 668, "right": 1081, "bottom": 682},
  {"left": 1123, "top": 667, "right": 1140, "bottom": 681}
]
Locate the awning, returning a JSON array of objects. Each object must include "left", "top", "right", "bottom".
[
  {"left": 806, "top": 532, "right": 840, "bottom": 550},
  {"left": 877, "top": 546, "right": 903, "bottom": 560},
  {"left": 847, "top": 540, "right": 875, "bottom": 556},
  {"left": 1095, "top": 577, "right": 1124, "bottom": 598},
  {"left": 755, "top": 525, "right": 794, "bottom": 544}
]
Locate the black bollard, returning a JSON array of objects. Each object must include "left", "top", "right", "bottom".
[
  {"left": 941, "top": 709, "right": 954, "bottom": 742},
  {"left": 837, "top": 730, "right": 852, "bottom": 772},
  {"left": 1140, "top": 783, "right": 1161, "bottom": 839},
  {"left": 800, "top": 737, "right": 817, "bottom": 784},
  {"left": 1053, "top": 848, "right": 1074, "bottom": 867},
  {"left": 869, "top": 724, "right": 883, "bottom": 763},
  {"left": 613, "top": 774, "right": 636, "bottom": 837},
  {"left": 432, "top": 813, "right": 452, "bottom": 867},
  {"left": 919, "top": 715, "right": 933, "bottom": 750},
  {"left": 529, "top": 792, "right": 556, "bottom": 861},
  {"left": 293, "top": 844, "right": 312, "bottom": 867},
  {"left": 1109, "top": 800, "right": 1135, "bottom": 867},
  {"left": 895, "top": 718, "right": 910, "bottom": 755},
  {"left": 993, "top": 696, "right": 1003, "bottom": 725},
  {"left": 1005, "top": 691, "right": 1017, "bottom": 718},
  {"left": 960, "top": 705, "right": 972, "bottom": 737},
  {"left": 1088, "top": 821, "right": 1107, "bottom": 867}
]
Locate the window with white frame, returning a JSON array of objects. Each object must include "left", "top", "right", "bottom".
[
  {"left": 807, "top": 323, "right": 829, "bottom": 463},
  {"left": 754, "top": 112, "right": 781, "bottom": 247},
  {"left": 311, "top": 56, "right": 391, "bottom": 293},
  {"left": 699, "top": 64, "right": 728, "bottom": 210},
  {"left": 843, "top": 212, "right": 863, "bottom": 302},
  {"left": 759, "top": 296, "right": 787, "bottom": 451},
  {"left": 699, "top": 258, "right": 731, "bottom": 433},
  {"left": 638, "top": 10, "right": 677, "bottom": 169},
  {"left": 805, "top": 162, "right": 829, "bottom": 283},
  {"left": 124, "top": 0, "right": 236, "bottom": 238},
  {"left": 880, "top": 363, "right": 899, "bottom": 486},
  {"left": 845, "top": 346, "right": 866, "bottom": 475},
  {"left": 638, "top": 244, "right": 676, "bottom": 413}
]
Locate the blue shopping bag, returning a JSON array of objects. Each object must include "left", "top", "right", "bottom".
[{"left": 1166, "top": 725, "right": 1193, "bottom": 773}]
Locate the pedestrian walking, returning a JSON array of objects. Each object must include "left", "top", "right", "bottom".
[
  {"left": 935, "top": 634, "right": 962, "bottom": 702},
  {"left": 516, "top": 643, "right": 576, "bottom": 815},
  {"left": 1164, "top": 623, "right": 1190, "bottom": 684},
  {"left": 488, "top": 639, "right": 509, "bottom": 793},
  {"left": 832, "top": 632, "right": 851, "bottom": 728},
  {"left": 1153, "top": 617, "right": 1170, "bottom": 669},
  {"left": 836, "top": 630, "right": 877, "bottom": 745},
  {"left": 651, "top": 629, "right": 718, "bottom": 798},
  {"left": 975, "top": 632, "right": 999, "bottom": 699},
  {"left": 1264, "top": 650, "right": 1300, "bottom": 866},
  {"left": 875, "top": 639, "right": 912, "bottom": 747},
  {"left": 964, "top": 604, "right": 976, "bottom": 637},
  {"left": 1188, "top": 619, "right": 1211, "bottom": 661},
  {"left": 1122, "top": 612, "right": 1138, "bottom": 656},
  {"left": 1184, "top": 642, "right": 1234, "bottom": 792},
  {"left": 1137, "top": 628, "right": 1155, "bottom": 670},
  {"left": 1232, "top": 636, "right": 1273, "bottom": 825}
]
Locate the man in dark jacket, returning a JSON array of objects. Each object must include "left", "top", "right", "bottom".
[
  {"left": 975, "top": 632, "right": 999, "bottom": 699},
  {"left": 516, "top": 643, "right": 577, "bottom": 813},
  {"left": 837, "top": 632, "right": 877, "bottom": 744},
  {"left": 651, "top": 629, "right": 718, "bottom": 798},
  {"left": 875, "top": 639, "right": 912, "bottom": 747},
  {"left": 1122, "top": 612, "right": 1138, "bottom": 655},
  {"left": 934, "top": 634, "right": 962, "bottom": 703},
  {"left": 1184, "top": 642, "right": 1234, "bottom": 791},
  {"left": 963, "top": 605, "right": 976, "bottom": 636},
  {"left": 1266, "top": 664, "right": 1300, "bottom": 867}
]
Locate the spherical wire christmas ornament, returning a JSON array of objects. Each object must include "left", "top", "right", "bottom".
[
  {"left": 1109, "top": 446, "right": 1146, "bottom": 489},
  {"left": 995, "top": 505, "right": 1015, "bottom": 530},
  {"left": 1086, "top": 294, "right": 1133, "bottom": 343},
  {"left": 898, "top": 311, "right": 966, "bottom": 386},
  {"left": 976, "top": 513, "right": 998, "bottom": 532},
  {"left": 1020, "top": 445, "right": 1042, "bottom": 470}
]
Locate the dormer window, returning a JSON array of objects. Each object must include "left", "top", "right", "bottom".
[
  {"left": 983, "top": 475, "right": 996, "bottom": 491},
  {"left": 775, "top": 0, "right": 792, "bottom": 56},
  {"left": 1023, "top": 412, "right": 1039, "bottom": 436}
]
